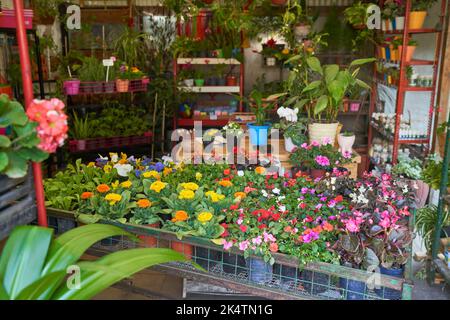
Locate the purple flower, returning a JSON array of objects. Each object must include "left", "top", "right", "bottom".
[
  {"left": 154, "top": 162, "right": 165, "bottom": 172},
  {"left": 315, "top": 155, "right": 330, "bottom": 167},
  {"left": 135, "top": 169, "right": 142, "bottom": 177},
  {"left": 328, "top": 215, "right": 336, "bottom": 220},
  {"left": 301, "top": 187, "right": 308, "bottom": 194},
  {"left": 95, "top": 157, "right": 108, "bottom": 168}
]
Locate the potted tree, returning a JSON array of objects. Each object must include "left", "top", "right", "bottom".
[
  {"left": 344, "top": 1, "right": 371, "bottom": 30},
  {"left": 244, "top": 90, "right": 273, "bottom": 147},
  {"left": 409, "top": 0, "right": 437, "bottom": 29},
  {"left": 301, "top": 57, "right": 374, "bottom": 144}
]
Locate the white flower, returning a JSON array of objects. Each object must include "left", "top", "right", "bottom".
[
  {"left": 272, "top": 188, "right": 280, "bottom": 195},
  {"left": 237, "top": 170, "right": 244, "bottom": 177},
  {"left": 110, "top": 153, "right": 119, "bottom": 163},
  {"left": 279, "top": 205, "right": 286, "bottom": 212},
  {"left": 402, "top": 185, "right": 409, "bottom": 193},
  {"left": 261, "top": 190, "right": 269, "bottom": 197},
  {"left": 114, "top": 163, "right": 133, "bottom": 177},
  {"left": 277, "top": 106, "right": 299, "bottom": 122},
  {"left": 162, "top": 155, "right": 173, "bottom": 164},
  {"left": 277, "top": 195, "right": 286, "bottom": 201}
]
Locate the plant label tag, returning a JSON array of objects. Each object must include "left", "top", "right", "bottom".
[{"left": 103, "top": 59, "right": 114, "bottom": 67}]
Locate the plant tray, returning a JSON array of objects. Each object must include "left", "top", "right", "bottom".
[
  {"left": 46, "top": 208, "right": 414, "bottom": 300},
  {"left": 0, "top": 9, "right": 34, "bottom": 30},
  {"left": 68, "top": 132, "right": 153, "bottom": 153},
  {"left": 0, "top": 173, "right": 36, "bottom": 240},
  {"left": 64, "top": 79, "right": 149, "bottom": 96}
]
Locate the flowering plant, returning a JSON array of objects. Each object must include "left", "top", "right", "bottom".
[
  {"left": 273, "top": 107, "right": 308, "bottom": 146},
  {"left": 117, "top": 63, "right": 145, "bottom": 80}
]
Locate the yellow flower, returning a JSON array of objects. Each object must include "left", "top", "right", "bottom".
[
  {"left": 195, "top": 172, "right": 202, "bottom": 181},
  {"left": 163, "top": 167, "right": 173, "bottom": 176},
  {"left": 205, "top": 191, "right": 225, "bottom": 203},
  {"left": 111, "top": 180, "right": 120, "bottom": 190},
  {"left": 181, "top": 182, "right": 199, "bottom": 191},
  {"left": 234, "top": 192, "right": 246, "bottom": 200},
  {"left": 150, "top": 181, "right": 166, "bottom": 193},
  {"left": 282, "top": 48, "right": 290, "bottom": 55},
  {"left": 121, "top": 180, "right": 132, "bottom": 188},
  {"left": 143, "top": 170, "right": 160, "bottom": 179},
  {"left": 198, "top": 211, "right": 213, "bottom": 223},
  {"left": 255, "top": 166, "right": 266, "bottom": 174},
  {"left": 87, "top": 162, "right": 95, "bottom": 167},
  {"left": 179, "top": 189, "right": 195, "bottom": 200},
  {"left": 105, "top": 193, "right": 122, "bottom": 205},
  {"left": 118, "top": 153, "right": 128, "bottom": 164},
  {"left": 219, "top": 180, "right": 233, "bottom": 187},
  {"left": 103, "top": 164, "right": 112, "bottom": 173},
  {"left": 131, "top": 67, "right": 140, "bottom": 73},
  {"left": 109, "top": 153, "right": 119, "bottom": 163}
]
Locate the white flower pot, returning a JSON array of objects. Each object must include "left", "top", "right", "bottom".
[
  {"left": 395, "top": 16, "right": 405, "bottom": 30},
  {"left": 337, "top": 134, "right": 355, "bottom": 156},
  {"left": 284, "top": 136, "right": 296, "bottom": 152},
  {"left": 308, "top": 122, "right": 339, "bottom": 145},
  {"left": 183, "top": 79, "right": 194, "bottom": 87}
]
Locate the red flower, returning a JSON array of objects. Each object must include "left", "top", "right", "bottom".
[
  {"left": 221, "top": 230, "right": 229, "bottom": 237},
  {"left": 223, "top": 168, "right": 231, "bottom": 175},
  {"left": 272, "top": 213, "right": 281, "bottom": 221},
  {"left": 230, "top": 204, "right": 239, "bottom": 210},
  {"left": 240, "top": 225, "right": 247, "bottom": 233},
  {"left": 305, "top": 215, "right": 313, "bottom": 223},
  {"left": 335, "top": 195, "right": 343, "bottom": 203},
  {"left": 261, "top": 210, "right": 271, "bottom": 220},
  {"left": 269, "top": 242, "right": 279, "bottom": 253},
  {"left": 221, "top": 223, "right": 228, "bottom": 229},
  {"left": 299, "top": 202, "right": 307, "bottom": 209},
  {"left": 258, "top": 224, "right": 267, "bottom": 230}
]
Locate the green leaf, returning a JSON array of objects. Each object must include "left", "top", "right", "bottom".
[
  {"left": 328, "top": 80, "right": 346, "bottom": 105},
  {"left": 306, "top": 57, "right": 323, "bottom": 75},
  {"left": 52, "top": 248, "right": 189, "bottom": 300},
  {"left": 0, "top": 226, "right": 53, "bottom": 299},
  {"left": 0, "top": 98, "right": 28, "bottom": 127},
  {"left": 76, "top": 214, "right": 102, "bottom": 224},
  {"left": 15, "top": 271, "right": 66, "bottom": 300},
  {"left": 0, "top": 152, "right": 8, "bottom": 172},
  {"left": 0, "top": 283, "right": 9, "bottom": 300},
  {"left": 324, "top": 65, "right": 339, "bottom": 84},
  {"left": 42, "top": 224, "right": 137, "bottom": 276},
  {"left": 12, "top": 122, "right": 40, "bottom": 148},
  {"left": 314, "top": 95, "right": 328, "bottom": 115},
  {"left": 355, "top": 78, "right": 372, "bottom": 90},
  {"left": 0, "top": 135, "right": 11, "bottom": 148},
  {"left": 349, "top": 58, "right": 376, "bottom": 68},
  {"left": 17, "top": 148, "right": 49, "bottom": 162},
  {"left": 301, "top": 80, "right": 321, "bottom": 93},
  {"left": 3, "top": 151, "right": 28, "bottom": 178}
]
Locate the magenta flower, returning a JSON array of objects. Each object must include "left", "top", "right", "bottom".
[
  {"left": 301, "top": 187, "right": 309, "bottom": 194},
  {"left": 223, "top": 241, "right": 233, "bottom": 250},
  {"left": 252, "top": 236, "right": 262, "bottom": 245},
  {"left": 238, "top": 240, "right": 249, "bottom": 251},
  {"left": 315, "top": 155, "right": 330, "bottom": 167},
  {"left": 345, "top": 219, "right": 360, "bottom": 233}
]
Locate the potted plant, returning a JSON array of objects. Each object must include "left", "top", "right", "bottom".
[
  {"left": 300, "top": 57, "right": 374, "bottom": 144},
  {"left": 274, "top": 106, "right": 307, "bottom": 152},
  {"left": 398, "top": 39, "right": 418, "bottom": 62},
  {"left": 70, "top": 112, "right": 92, "bottom": 151},
  {"left": 382, "top": 0, "right": 401, "bottom": 30},
  {"left": 116, "top": 63, "right": 131, "bottom": 92},
  {"left": 78, "top": 57, "right": 104, "bottom": 94},
  {"left": 337, "top": 131, "right": 355, "bottom": 157},
  {"left": 130, "top": 201, "right": 163, "bottom": 247},
  {"left": 32, "top": 0, "right": 64, "bottom": 25},
  {"left": 409, "top": 0, "right": 438, "bottom": 29},
  {"left": 260, "top": 38, "right": 284, "bottom": 67},
  {"left": 179, "top": 66, "right": 195, "bottom": 87},
  {"left": 193, "top": 70, "right": 205, "bottom": 87},
  {"left": 244, "top": 90, "right": 273, "bottom": 147},
  {"left": 344, "top": 1, "right": 371, "bottom": 29}
]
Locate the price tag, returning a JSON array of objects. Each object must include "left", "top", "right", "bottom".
[{"left": 102, "top": 59, "right": 114, "bottom": 67}]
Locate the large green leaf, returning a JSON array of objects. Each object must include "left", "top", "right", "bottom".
[
  {"left": 42, "top": 224, "right": 138, "bottom": 276},
  {"left": 328, "top": 80, "right": 346, "bottom": 105},
  {"left": 355, "top": 78, "right": 372, "bottom": 90},
  {"left": 15, "top": 271, "right": 66, "bottom": 300},
  {"left": 12, "top": 122, "right": 41, "bottom": 148},
  {"left": 0, "top": 282, "right": 9, "bottom": 300},
  {"left": 3, "top": 151, "right": 28, "bottom": 178},
  {"left": 349, "top": 58, "right": 376, "bottom": 68},
  {"left": 17, "top": 147, "right": 49, "bottom": 162},
  {"left": 306, "top": 57, "right": 323, "bottom": 75},
  {"left": 0, "top": 98, "right": 28, "bottom": 127},
  {"left": 301, "top": 80, "right": 321, "bottom": 93},
  {"left": 314, "top": 95, "right": 328, "bottom": 116},
  {"left": 324, "top": 64, "right": 339, "bottom": 84},
  {"left": 0, "top": 226, "right": 53, "bottom": 299},
  {"left": 52, "top": 248, "right": 189, "bottom": 300},
  {"left": 0, "top": 152, "right": 8, "bottom": 172},
  {"left": 0, "top": 135, "right": 11, "bottom": 148}
]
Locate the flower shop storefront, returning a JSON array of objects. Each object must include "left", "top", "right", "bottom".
[{"left": 43, "top": 155, "right": 415, "bottom": 300}]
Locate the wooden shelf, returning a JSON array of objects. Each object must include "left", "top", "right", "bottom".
[
  {"left": 178, "top": 86, "right": 240, "bottom": 93},
  {"left": 177, "top": 58, "right": 241, "bottom": 65},
  {"left": 176, "top": 118, "right": 231, "bottom": 127}
]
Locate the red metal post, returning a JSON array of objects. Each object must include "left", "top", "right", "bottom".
[{"left": 14, "top": 0, "right": 47, "bottom": 227}]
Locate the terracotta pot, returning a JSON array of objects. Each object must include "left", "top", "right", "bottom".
[
  {"left": 338, "top": 134, "right": 355, "bottom": 156},
  {"left": 116, "top": 79, "right": 129, "bottom": 92},
  {"left": 171, "top": 241, "right": 193, "bottom": 260},
  {"left": 310, "top": 168, "right": 326, "bottom": 180},
  {"left": 409, "top": 11, "right": 427, "bottom": 29},
  {"left": 226, "top": 75, "right": 238, "bottom": 86},
  {"left": 398, "top": 45, "right": 416, "bottom": 62},
  {"left": 308, "top": 122, "right": 339, "bottom": 145},
  {"left": 138, "top": 222, "right": 160, "bottom": 248}
]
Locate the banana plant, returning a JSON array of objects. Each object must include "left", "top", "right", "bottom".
[{"left": 0, "top": 224, "right": 190, "bottom": 300}]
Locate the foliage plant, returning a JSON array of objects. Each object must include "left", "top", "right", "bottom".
[
  {"left": 78, "top": 57, "right": 105, "bottom": 82},
  {"left": 416, "top": 205, "right": 450, "bottom": 253},
  {"left": 113, "top": 28, "right": 149, "bottom": 70},
  {"left": 0, "top": 224, "right": 189, "bottom": 300},
  {"left": 411, "top": 0, "right": 438, "bottom": 11},
  {"left": 344, "top": 1, "right": 371, "bottom": 28},
  {"left": 392, "top": 156, "right": 423, "bottom": 180},
  {"left": 422, "top": 154, "right": 450, "bottom": 190},
  {"left": 32, "top": 0, "right": 64, "bottom": 22},
  {"left": 69, "top": 112, "right": 92, "bottom": 140},
  {"left": 0, "top": 95, "right": 49, "bottom": 178}
]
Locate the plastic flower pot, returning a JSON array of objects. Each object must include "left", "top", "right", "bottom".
[
  {"left": 310, "top": 168, "right": 326, "bottom": 180},
  {"left": 195, "top": 246, "right": 222, "bottom": 270},
  {"left": 398, "top": 45, "right": 416, "bottom": 63},
  {"left": 226, "top": 75, "right": 238, "bottom": 86},
  {"left": 116, "top": 79, "right": 129, "bottom": 92},
  {"left": 212, "top": 49, "right": 224, "bottom": 58},
  {"left": 350, "top": 102, "right": 361, "bottom": 112},
  {"left": 63, "top": 79, "right": 80, "bottom": 95},
  {"left": 247, "top": 122, "right": 271, "bottom": 146},
  {"left": 216, "top": 78, "right": 226, "bottom": 86},
  {"left": 284, "top": 136, "right": 296, "bottom": 152},
  {"left": 183, "top": 79, "right": 194, "bottom": 87},
  {"left": 103, "top": 81, "right": 115, "bottom": 93},
  {"left": 308, "top": 122, "right": 339, "bottom": 145},
  {"left": 414, "top": 180, "right": 430, "bottom": 208},
  {"left": 79, "top": 82, "right": 93, "bottom": 94},
  {"left": 138, "top": 222, "right": 160, "bottom": 248},
  {"left": 409, "top": 11, "right": 427, "bottom": 29},
  {"left": 142, "top": 77, "right": 150, "bottom": 85},
  {"left": 247, "top": 257, "right": 273, "bottom": 285},
  {"left": 338, "top": 133, "right": 355, "bottom": 156},
  {"left": 171, "top": 241, "right": 193, "bottom": 260},
  {"left": 339, "top": 277, "right": 366, "bottom": 300},
  {"left": 395, "top": 16, "right": 405, "bottom": 30},
  {"left": 375, "top": 266, "right": 404, "bottom": 300},
  {"left": 92, "top": 82, "right": 103, "bottom": 94},
  {"left": 77, "top": 139, "right": 86, "bottom": 151},
  {"left": 222, "top": 252, "right": 247, "bottom": 275},
  {"left": 194, "top": 79, "right": 205, "bottom": 87}
]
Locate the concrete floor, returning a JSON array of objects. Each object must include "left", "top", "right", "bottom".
[{"left": 412, "top": 261, "right": 449, "bottom": 300}]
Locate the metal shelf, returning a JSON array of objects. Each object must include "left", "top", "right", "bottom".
[{"left": 177, "top": 58, "right": 241, "bottom": 65}]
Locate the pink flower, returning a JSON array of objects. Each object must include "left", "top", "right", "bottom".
[
  {"left": 238, "top": 240, "right": 249, "bottom": 251},
  {"left": 301, "top": 142, "right": 309, "bottom": 149},
  {"left": 301, "top": 187, "right": 308, "bottom": 194},
  {"left": 315, "top": 155, "right": 330, "bottom": 167},
  {"left": 327, "top": 200, "right": 336, "bottom": 208},
  {"left": 269, "top": 242, "right": 279, "bottom": 253},
  {"left": 345, "top": 219, "right": 360, "bottom": 233},
  {"left": 223, "top": 241, "right": 233, "bottom": 250},
  {"left": 343, "top": 150, "right": 352, "bottom": 159},
  {"left": 263, "top": 231, "right": 276, "bottom": 243},
  {"left": 236, "top": 217, "right": 243, "bottom": 225},
  {"left": 379, "top": 217, "right": 391, "bottom": 228},
  {"left": 311, "top": 140, "right": 320, "bottom": 147},
  {"left": 252, "top": 236, "right": 262, "bottom": 245},
  {"left": 322, "top": 137, "right": 332, "bottom": 145}
]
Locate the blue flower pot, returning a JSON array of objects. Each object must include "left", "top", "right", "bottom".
[
  {"left": 339, "top": 278, "right": 366, "bottom": 300},
  {"left": 247, "top": 123, "right": 271, "bottom": 146},
  {"left": 375, "top": 266, "right": 403, "bottom": 300},
  {"left": 247, "top": 257, "right": 272, "bottom": 284}
]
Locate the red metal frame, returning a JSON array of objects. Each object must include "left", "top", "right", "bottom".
[
  {"left": 368, "top": 0, "right": 447, "bottom": 167},
  {"left": 13, "top": 0, "right": 47, "bottom": 227}
]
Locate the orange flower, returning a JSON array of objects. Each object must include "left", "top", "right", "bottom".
[
  {"left": 323, "top": 222, "right": 334, "bottom": 232},
  {"left": 137, "top": 199, "right": 152, "bottom": 208},
  {"left": 219, "top": 180, "right": 233, "bottom": 187},
  {"left": 81, "top": 192, "right": 93, "bottom": 199},
  {"left": 255, "top": 166, "right": 266, "bottom": 174},
  {"left": 313, "top": 225, "right": 323, "bottom": 234},
  {"left": 96, "top": 184, "right": 110, "bottom": 193},
  {"left": 173, "top": 210, "right": 189, "bottom": 222},
  {"left": 234, "top": 192, "right": 246, "bottom": 200}
]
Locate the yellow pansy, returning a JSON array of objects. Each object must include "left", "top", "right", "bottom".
[
  {"left": 195, "top": 172, "right": 202, "bottom": 181},
  {"left": 121, "top": 180, "right": 132, "bottom": 188},
  {"left": 111, "top": 180, "right": 120, "bottom": 190},
  {"left": 150, "top": 181, "right": 166, "bottom": 193},
  {"left": 105, "top": 193, "right": 122, "bottom": 205},
  {"left": 163, "top": 167, "right": 173, "bottom": 176},
  {"left": 103, "top": 164, "right": 112, "bottom": 173},
  {"left": 181, "top": 182, "right": 199, "bottom": 191},
  {"left": 87, "top": 162, "right": 95, "bottom": 167},
  {"left": 143, "top": 170, "right": 160, "bottom": 179},
  {"left": 198, "top": 211, "right": 213, "bottom": 223},
  {"left": 178, "top": 189, "right": 195, "bottom": 200}
]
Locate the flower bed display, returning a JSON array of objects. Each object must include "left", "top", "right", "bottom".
[
  {"left": 44, "top": 153, "right": 415, "bottom": 300},
  {"left": 68, "top": 132, "right": 153, "bottom": 152}
]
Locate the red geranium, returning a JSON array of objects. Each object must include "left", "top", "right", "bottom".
[{"left": 240, "top": 225, "right": 247, "bottom": 233}]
